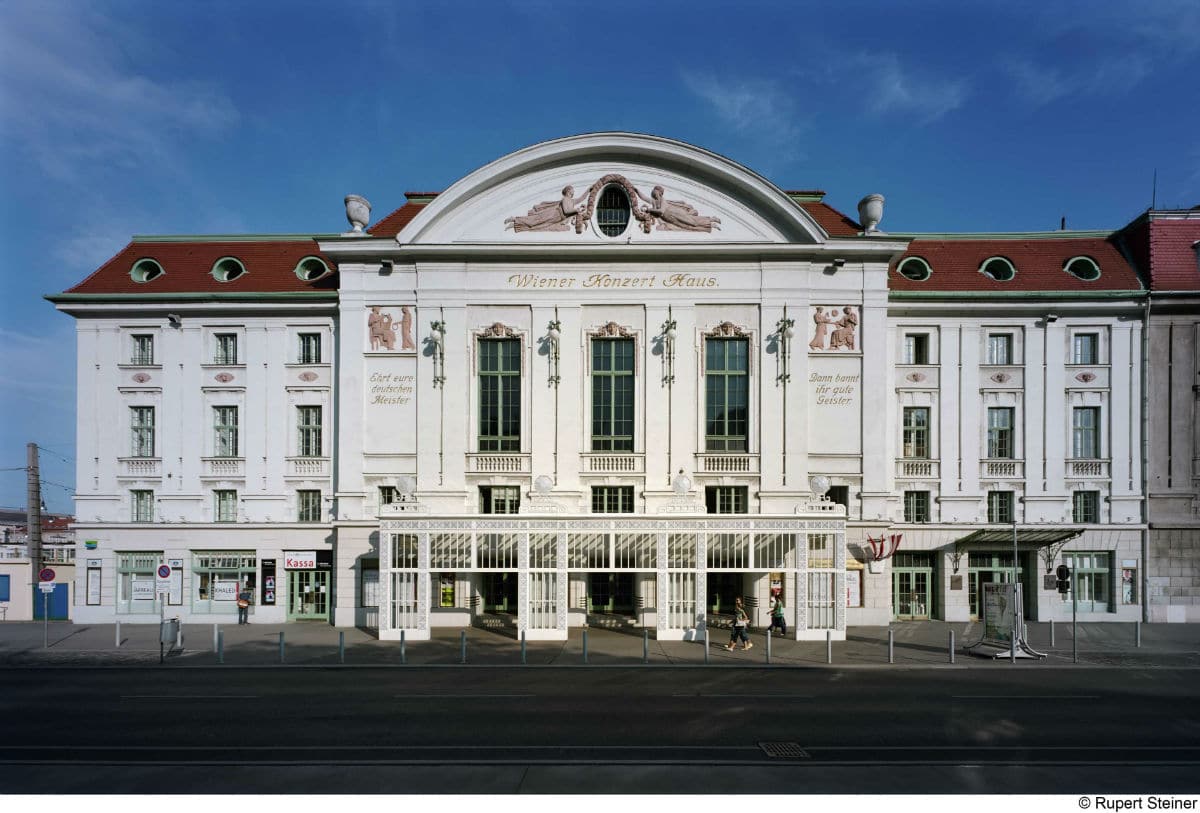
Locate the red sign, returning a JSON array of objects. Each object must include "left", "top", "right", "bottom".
[{"left": 38, "top": 568, "right": 56, "bottom": 582}]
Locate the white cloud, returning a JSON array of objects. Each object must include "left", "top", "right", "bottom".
[
  {"left": 681, "top": 71, "right": 806, "bottom": 149},
  {"left": 856, "top": 54, "right": 969, "bottom": 122},
  {"left": 0, "top": 4, "right": 238, "bottom": 183},
  {"left": 1005, "top": 55, "right": 1152, "bottom": 107}
]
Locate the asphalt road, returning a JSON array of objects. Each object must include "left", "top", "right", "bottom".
[{"left": 2, "top": 666, "right": 1197, "bottom": 794}]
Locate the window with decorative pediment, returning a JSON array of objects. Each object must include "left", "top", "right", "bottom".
[
  {"left": 590, "top": 323, "right": 635, "bottom": 452},
  {"left": 478, "top": 330, "right": 522, "bottom": 452},
  {"left": 703, "top": 323, "right": 750, "bottom": 453}
]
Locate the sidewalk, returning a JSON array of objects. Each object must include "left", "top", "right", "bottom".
[{"left": 3, "top": 620, "right": 1199, "bottom": 668}]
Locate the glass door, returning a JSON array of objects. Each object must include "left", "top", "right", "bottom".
[{"left": 288, "top": 570, "right": 329, "bottom": 620}]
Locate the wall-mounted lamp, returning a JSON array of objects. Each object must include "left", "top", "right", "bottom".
[
  {"left": 546, "top": 319, "right": 561, "bottom": 386},
  {"left": 1044, "top": 313, "right": 1059, "bottom": 323},
  {"left": 832, "top": 258, "right": 846, "bottom": 268},
  {"left": 429, "top": 320, "right": 446, "bottom": 387},
  {"left": 776, "top": 308, "right": 796, "bottom": 383},
  {"left": 661, "top": 307, "right": 677, "bottom": 386},
  {"left": 167, "top": 313, "right": 182, "bottom": 328}
]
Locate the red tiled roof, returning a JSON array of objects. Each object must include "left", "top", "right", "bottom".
[
  {"left": 1149, "top": 219, "right": 1200, "bottom": 291},
  {"left": 368, "top": 201, "right": 429, "bottom": 239},
  {"left": 890, "top": 237, "right": 1141, "bottom": 293},
  {"left": 63, "top": 240, "right": 338, "bottom": 295},
  {"left": 800, "top": 201, "right": 860, "bottom": 237}
]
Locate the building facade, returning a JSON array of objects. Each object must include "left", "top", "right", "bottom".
[{"left": 49, "top": 133, "right": 1197, "bottom": 631}]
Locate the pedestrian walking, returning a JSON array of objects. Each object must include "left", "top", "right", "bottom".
[
  {"left": 725, "top": 596, "right": 752, "bottom": 650},
  {"left": 236, "top": 584, "right": 252, "bottom": 625},
  {"left": 768, "top": 593, "right": 787, "bottom": 636}
]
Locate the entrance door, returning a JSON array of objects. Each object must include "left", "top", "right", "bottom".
[
  {"left": 482, "top": 572, "right": 517, "bottom": 613},
  {"left": 892, "top": 552, "right": 934, "bottom": 620},
  {"left": 588, "top": 573, "right": 634, "bottom": 614},
  {"left": 706, "top": 573, "right": 741, "bottom": 614},
  {"left": 968, "top": 552, "right": 1027, "bottom": 620},
  {"left": 287, "top": 570, "right": 329, "bottom": 620},
  {"left": 33, "top": 583, "right": 69, "bottom": 620}
]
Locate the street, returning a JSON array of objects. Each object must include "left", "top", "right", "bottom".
[{"left": 1, "top": 665, "right": 1197, "bottom": 793}]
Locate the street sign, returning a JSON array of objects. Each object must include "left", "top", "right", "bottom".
[
  {"left": 39, "top": 582, "right": 55, "bottom": 593},
  {"left": 38, "top": 568, "right": 55, "bottom": 582},
  {"left": 157, "top": 564, "right": 172, "bottom": 579}
]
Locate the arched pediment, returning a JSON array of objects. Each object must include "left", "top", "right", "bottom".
[{"left": 396, "top": 133, "right": 828, "bottom": 245}]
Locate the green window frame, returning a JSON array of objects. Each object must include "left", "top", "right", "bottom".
[
  {"left": 214, "top": 489, "right": 237, "bottom": 523},
  {"left": 297, "top": 489, "right": 322, "bottom": 522},
  {"left": 704, "top": 337, "right": 748, "bottom": 452},
  {"left": 987, "top": 490, "right": 1014, "bottom": 523},
  {"left": 987, "top": 407, "right": 1014, "bottom": 459},
  {"left": 130, "top": 406, "right": 155, "bottom": 457},
  {"left": 591, "top": 338, "right": 634, "bottom": 452},
  {"left": 213, "top": 406, "right": 238, "bottom": 457},
  {"left": 1063, "top": 552, "right": 1112, "bottom": 612},
  {"left": 1072, "top": 490, "right": 1100, "bottom": 523},
  {"left": 131, "top": 489, "right": 154, "bottom": 523},
  {"left": 591, "top": 485, "right": 635, "bottom": 513},
  {"left": 298, "top": 333, "right": 322, "bottom": 364},
  {"left": 480, "top": 485, "right": 520, "bottom": 514},
  {"left": 705, "top": 485, "right": 748, "bottom": 514},
  {"left": 214, "top": 333, "right": 238, "bottom": 365},
  {"left": 131, "top": 334, "right": 154, "bottom": 365},
  {"left": 297, "top": 406, "right": 322, "bottom": 457},
  {"left": 903, "top": 407, "right": 929, "bottom": 459},
  {"left": 116, "top": 551, "right": 163, "bottom": 614},
  {"left": 1072, "top": 407, "right": 1100, "bottom": 459},
  {"left": 478, "top": 339, "right": 521, "bottom": 452},
  {"left": 904, "top": 490, "right": 930, "bottom": 523}
]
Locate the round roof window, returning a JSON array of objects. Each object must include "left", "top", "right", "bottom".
[
  {"left": 596, "top": 185, "right": 630, "bottom": 237},
  {"left": 980, "top": 257, "right": 1016, "bottom": 282},
  {"left": 212, "top": 257, "right": 246, "bottom": 282},
  {"left": 897, "top": 257, "right": 932, "bottom": 281},
  {"left": 1064, "top": 256, "right": 1100, "bottom": 281},
  {"left": 295, "top": 256, "right": 329, "bottom": 281},
  {"left": 130, "top": 259, "right": 164, "bottom": 283}
]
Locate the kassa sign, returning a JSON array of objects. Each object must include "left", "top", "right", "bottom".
[{"left": 284, "top": 551, "right": 317, "bottom": 569}]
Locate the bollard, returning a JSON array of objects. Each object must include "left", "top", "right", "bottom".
[
  {"left": 643, "top": 629, "right": 649, "bottom": 664},
  {"left": 704, "top": 628, "right": 709, "bottom": 665},
  {"left": 460, "top": 630, "right": 467, "bottom": 664},
  {"left": 766, "top": 627, "right": 772, "bottom": 665},
  {"left": 1136, "top": 619, "right": 1142, "bottom": 648},
  {"left": 213, "top": 623, "right": 219, "bottom": 653},
  {"left": 582, "top": 628, "right": 588, "bottom": 664},
  {"left": 521, "top": 630, "right": 527, "bottom": 665},
  {"left": 279, "top": 631, "right": 285, "bottom": 664},
  {"left": 217, "top": 630, "right": 224, "bottom": 664},
  {"left": 339, "top": 631, "right": 345, "bottom": 665},
  {"left": 888, "top": 627, "right": 894, "bottom": 664},
  {"left": 1050, "top": 619, "right": 1055, "bottom": 648},
  {"left": 115, "top": 620, "right": 121, "bottom": 649},
  {"left": 949, "top": 629, "right": 955, "bottom": 664},
  {"left": 401, "top": 629, "right": 407, "bottom": 665},
  {"left": 826, "top": 630, "right": 832, "bottom": 664}
]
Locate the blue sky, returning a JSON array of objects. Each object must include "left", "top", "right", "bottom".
[{"left": 1, "top": 0, "right": 1197, "bottom": 513}]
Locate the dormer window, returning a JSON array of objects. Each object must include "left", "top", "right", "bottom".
[
  {"left": 596, "top": 185, "right": 631, "bottom": 237},
  {"left": 211, "top": 257, "right": 246, "bottom": 282},
  {"left": 896, "top": 257, "right": 932, "bottom": 281},
  {"left": 130, "top": 259, "right": 164, "bottom": 283},
  {"left": 980, "top": 257, "right": 1016, "bottom": 282},
  {"left": 294, "top": 256, "right": 329, "bottom": 281},
  {"left": 1064, "top": 256, "right": 1101, "bottom": 281}
]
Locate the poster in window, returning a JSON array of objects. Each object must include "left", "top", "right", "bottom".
[
  {"left": 87, "top": 569, "right": 101, "bottom": 605},
  {"left": 1122, "top": 567, "right": 1137, "bottom": 604},
  {"left": 262, "top": 559, "right": 276, "bottom": 605},
  {"left": 212, "top": 581, "right": 238, "bottom": 601},
  {"left": 845, "top": 570, "right": 862, "bottom": 608},
  {"left": 132, "top": 580, "right": 155, "bottom": 600}
]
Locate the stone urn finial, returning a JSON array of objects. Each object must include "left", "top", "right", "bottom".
[
  {"left": 344, "top": 194, "right": 372, "bottom": 235},
  {"left": 857, "top": 194, "right": 885, "bottom": 234}
]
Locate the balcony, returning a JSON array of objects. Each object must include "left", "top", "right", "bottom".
[
  {"left": 896, "top": 459, "right": 939, "bottom": 479},
  {"left": 1067, "top": 459, "right": 1110, "bottom": 479},
  {"left": 982, "top": 459, "right": 1024, "bottom": 479},
  {"left": 467, "top": 454, "right": 531, "bottom": 474},
  {"left": 694, "top": 454, "right": 759, "bottom": 474},
  {"left": 201, "top": 457, "right": 246, "bottom": 479},
  {"left": 118, "top": 457, "right": 162, "bottom": 478},
  {"left": 286, "top": 457, "right": 331, "bottom": 478},
  {"left": 581, "top": 454, "right": 644, "bottom": 474}
]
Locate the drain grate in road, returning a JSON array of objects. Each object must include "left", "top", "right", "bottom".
[{"left": 759, "top": 741, "right": 810, "bottom": 760}]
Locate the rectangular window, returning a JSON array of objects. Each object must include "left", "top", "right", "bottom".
[
  {"left": 298, "top": 333, "right": 322, "bottom": 364},
  {"left": 297, "top": 406, "right": 322, "bottom": 457},
  {"left": 903, "top": 334, "right": 929, "bottom": 365},
  {"left": 297, "top": 490, "right": 322, "bottom": 522},
  {"left": 987, "top": 407, "right": 1014, "bottom": 459},
  {"left": 130, "top": 406, "right": 155, "bottom": 457},
  {"left": 117, "top": 551, "right": 163, "bottom": 614},
  {"left": 478, "top": 339, "right": 521, "bottom": 452},
  {"left": 986, "top": 333, "right": 1013, "bottom": 365},
  {"left": 379, "top": 486, "right": 398, "bottom": 506},
  {"left": 1072, "top": 407, "right": 1100, "bottom": 459},
  {"left": 904, "top": 491, "right": 930, "bottom": 523},
  {"left": 591, "top": 338, "right": 635, "bottom": 452},
  {"left": 131, "top": 489, "right": 154, "bottom": 523},
  {"left": 213, "top": 406, "right": 238, "bottom": 457},
  {"left": 827, "top": 485, "right": 850, "bottom": 510},
  {"left": 902, "top": 407, "right": 929, "bottom": 459},
  {"left": 987, "top": 490, "right": 1014, "bottom": 524},
  {"left": 480, "top": 485, "right": 520, "bottom": 515},
  {"left": 591, "top": 485, "right": 635, "bottom": 513},
  {"left": 705, "top": 485, "right": 748, "bottom": 514},
  {"left": 192, "top": 551, "right": 256, "bottom": 613},
  {"left": 1073, "top": 490, "right": 1100, "bottom": 523},
  {"left": 360, "top": 561, "right": 379, "bottom": 608},
  {"left": 439, "top": 573, "right": 456, "bottom": 608},
  {"left": 705, "top": 337, "right": 749, "bottom": 452},
  {"left": 1064, "top": 552, "right": 1111, "bottom": 612},
  {"left": 1072, "top": 333, "right": 1099, "bottom": 365},
  {"left": 214, "top": 489, "right": 237, "bottom": 523},
  {"left": 131, "top": 334, "right": 154, "bottom": 365},
  {"left": 214, "top": 333, "right": 238, "bottom": 365}
]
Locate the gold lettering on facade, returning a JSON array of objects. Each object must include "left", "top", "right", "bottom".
[{"left": 504, "top": 273, "right": 718, "bottom": 290}]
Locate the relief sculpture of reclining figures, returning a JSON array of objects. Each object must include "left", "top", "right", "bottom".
[{"left": 504, "top": 175, "right": 721, "bottom": 233}]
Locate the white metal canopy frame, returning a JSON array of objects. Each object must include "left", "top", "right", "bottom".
[{"left": 378, "top": 512, "right": 847, "bottom": 641}]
